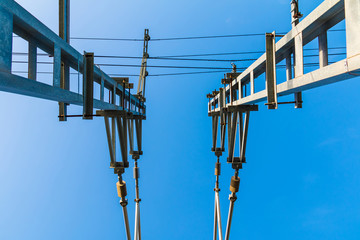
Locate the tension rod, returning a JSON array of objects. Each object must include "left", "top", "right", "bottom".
[
  {"left": 117, "top": 172, "right": 132, "bottom": 240},
  {"left": 213, "top": 152, "right": 224, "bottom": 240},
  {"left": 225, "top": 169, "right": 240, "bottom": 240},
  {"left": 133, "top": 158, "right": 142, "bottom": 240}
]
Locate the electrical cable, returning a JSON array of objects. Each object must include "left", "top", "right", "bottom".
[
  {"left": 12, "top": 61, "right": 330, "bottom": 78},
  {"left": 64, "top": 29, "right": 345, "bottom": 42},
  {"left": 12, "top": 61, "right": 233, "bottom": 70},
  {"left": 12, "top": 51, "right": 346, "bottom": 63}
]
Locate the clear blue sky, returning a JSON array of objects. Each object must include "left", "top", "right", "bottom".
[{"left": 1, "top": 0, "right": 360, "bottom": 239}]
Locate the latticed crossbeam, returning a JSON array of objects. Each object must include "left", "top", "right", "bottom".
[
  {"left": 208, "top": 0, "right": 360, "bottom": 113},
  {"left": 0, "top": 0, "right": 145, "bottom": 118}
]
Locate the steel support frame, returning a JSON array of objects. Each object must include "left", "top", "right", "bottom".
[
  {"left": 0, "top": 0, "right": 145, "bottom": 117},
  {"left": 97, "top": 110, "right": 144, "bottom": 171},
  {"left": 226, "top": 105, "right": 258, "bottom": 169},
  {"left": 208, "top": 0, "right": 360, "bottom": 113}
]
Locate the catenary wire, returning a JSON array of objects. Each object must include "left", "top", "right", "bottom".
[
  {"left": 64, "top": 29, "right": 345, "bottom": 42},
  {"left": 12, "top": 62, "right": 330, "bottom": 78},
  {"left": 12, "top": 50, "right": 346, "bottom": 62}
]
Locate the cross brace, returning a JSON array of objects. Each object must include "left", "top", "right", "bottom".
[{"left": 97, "top": 110, "right": 145, "bottom": 173}]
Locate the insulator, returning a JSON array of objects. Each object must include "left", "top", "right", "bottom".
[
  {"left": 215, "top": 162, "right": 221, "bottom": 176},
  {"left": 116, "top": 180, "right": 127, "bottom": 198},
  {"left": 133, "top": 167, "right": 140, "bottom": 179},
  {"left": 229, "top": 176, "right": 240, "bottom": 193}
]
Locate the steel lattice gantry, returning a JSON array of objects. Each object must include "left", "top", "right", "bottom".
[
  {"left": 0, "top": 1, "right": 148, "bottom": 239},
  {"left": 209, "top": 0, "right": 360, "bottom": 113},
  {"left": 0, "top": 0, "right": 145, "bottom": 116},
  {"left": 208, "top": 0, "right": 360, "bottom": 167},
  {"left": 207, "top": 0, "right": 360, "bottom": 240}
]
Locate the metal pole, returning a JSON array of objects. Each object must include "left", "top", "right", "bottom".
[
  {"left": 133, "top": 160, "right": 141, "bottom": 240},
  {"left": 215, "top": 191, "right": 223, "bottom": 240},
  {"left": 224, "top": 193, "right": 237, "bottom": 240},
  {"left": 213, "top": 194, "right": 218, "bottom": 240},
  {"left": 134, "top": 202, "right": 139, "bottom": 240},
  {"left": 137, "top": 204, "right": 142, "bottom": 240},
  {"left": 122, "top": 204, "right": 132, "bottom": 240},
  {"left": 59, "top": 0, "right": 70, "bottom": 121},
  {"left": 291, "top": 0, "right": 303, "bottom": 108}
]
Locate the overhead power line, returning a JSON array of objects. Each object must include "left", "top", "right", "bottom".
[
  {"left": 14, "top": 29, "right": 345, "bottom": 43},
  {"left": 71, "top": 37, "right": 144, "bottom": 41},
  {"left": 12, "top": 49, "right": 346, "bottom": 63},
  {"left": 155, "top": 47, "right": 346, "bottom": 58},
  {"left": 12, "top": 62, "right": 331, "bottom": 78},
  {"left": 12, "top": 60, "right": 233, "bottom": 70},
  {"left": 67, "top": 29, "right": 345, "bottom": 42},
  {"left": 12, "top": 71, "right": 140, "bottom": 77}
]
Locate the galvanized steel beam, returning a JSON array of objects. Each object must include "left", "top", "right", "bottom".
[{"left": 208, "top": 0, "right": 359, "bottom": 114}]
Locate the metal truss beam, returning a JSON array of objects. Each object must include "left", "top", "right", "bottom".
[
  {"left": 208, "top": 0, "right": 360, "bottom": 113},
  {"left": 0, "top": 0, "right": 145, "bottom": 117}
]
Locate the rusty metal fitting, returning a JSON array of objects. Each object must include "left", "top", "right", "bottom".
[
  {"left": 229, "top": 176, "right": 240, "bottom": 193},
  {"left": 215, "top": 162, "right": 221, "bottom": 176},
  {"left": 133, "top": 166, "right": 140, "bottom": 179},
  {"left": 116, "top": 180, "right": 127, "bottom": 198}
]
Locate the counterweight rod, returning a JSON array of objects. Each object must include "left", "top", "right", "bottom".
[{"left": 133, "top": 159, "right": 142, "bottom": 240}]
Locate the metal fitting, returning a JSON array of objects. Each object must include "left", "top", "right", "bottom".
[
  {"left": 116, "top": 180, "right": 127, "bottom": 198},
  {"left": 229, "top": 193, "right": 238, "bottom": 202},
  {"left": 229, "top": 176, "right": 240, "bottom": 193},
  {"left": 120, "top": 199, "right": 128, "bottom": 207}
]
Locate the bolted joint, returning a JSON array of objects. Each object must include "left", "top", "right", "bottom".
[
  {"left": 221, "top": 77, "right": 232, "bottom": 85},
  {"left": 215, "top": 148, "right": 223, "bottom": 157},
  {"left": 229, "top": 193, "right": 238, "bottom": 202},
  {"left": 229, "top": 176, "right": 240, "bottom": 193},
  {"left": 115, "top": 167, "right": 125, "bottom": 175},
  {"left": 214, "top": 187, "right": 220, "bottom": 192},
  {"left": 134, "top": 198, "right": 142, "bottom": 203},
  {"left": 116, "top": 180, "right": 127, "bottom": 198},
  {"left": 120, "top": 199, "right": 128, "bottom": 207}
]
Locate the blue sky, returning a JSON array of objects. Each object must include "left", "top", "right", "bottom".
[{"left": 1, "top": 0, "right": 360, "bottom": 239}]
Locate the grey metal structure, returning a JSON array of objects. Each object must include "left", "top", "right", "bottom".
[
  {"left": 209, "top": 0, "right": 360, "bottom": 111},
  {"left": 0, "top": 1, "right": 147, "bottom": 239},
  {"left": 208, "top": 0, "right": 360, "bottom": 239},
  {"left": 0, "top": 0, "right": 145, "bottom": 116}
]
